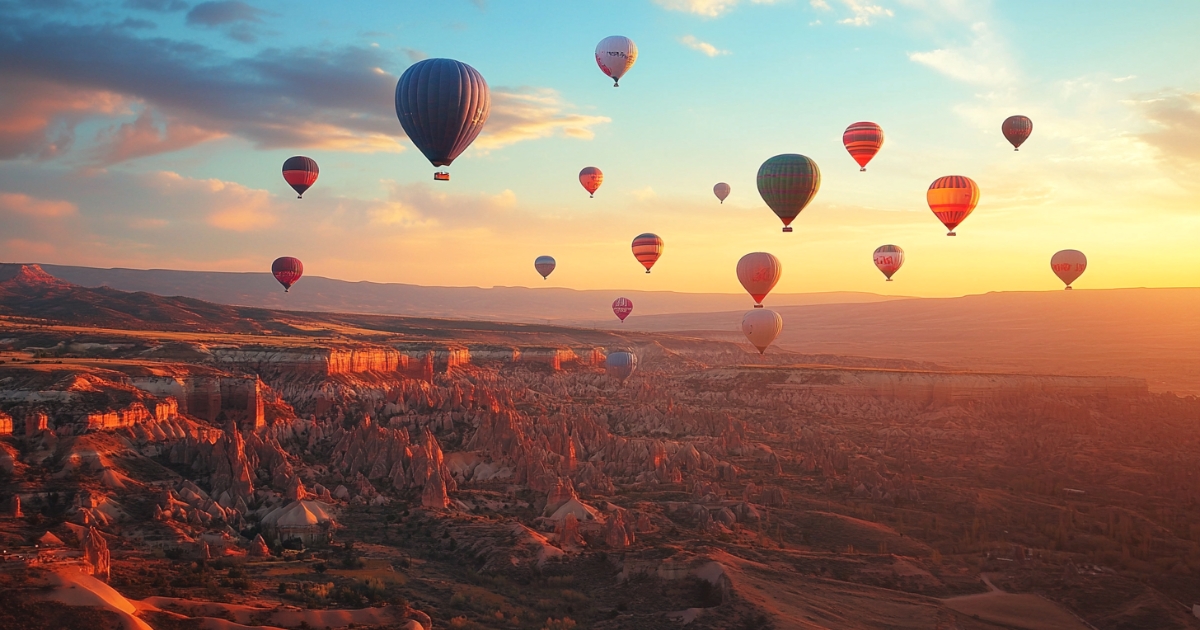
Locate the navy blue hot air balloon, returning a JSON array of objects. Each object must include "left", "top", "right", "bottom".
[
  {"left": 395, "top": 58, "right": 491, "bottom": 181},
  {"left": 605, "top": 350, "right": 637, "bottom": 383}
]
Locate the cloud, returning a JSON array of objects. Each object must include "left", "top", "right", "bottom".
[
  {"left": 0, "top": 19, "right": 403, "bottom": 160},
  {"left": 185, "top": 1, "right": 263, "bottom": 26},
  {"left": 0, "top": 192, "right": 77, "bottom": 217},
  {"left": 1134, "top": 92, "right": 1200, "bottom": 166},
  {"left": 653, "top": 0, "right": 779, "bottom": 18},
  {"left": 139, "top": 171, "right": 277, "bottom": 231},
  {"left": 125, "top": 0, "right": 188, "bottom": 10},
  {"left": 474, "top": 88, "right": 610, "bottom": 150},
  {"left": 810, "top": 0, "right": 831, "bottom": 8},
  {"left": 836, "top": 0, "right": 893, "bottom": 25},
  {"left": 90, "top": 108, "right": 227, "bottom": 164},
  {"left": 908, "top": 22, "right": 1014, "bottom": 86},
  {"left": 679, "top": 35, "right": 729, "bottom": 57}
]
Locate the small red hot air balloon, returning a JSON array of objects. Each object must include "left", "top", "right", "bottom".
[
  {"left": 632, "top": 233, "right": 663, "bottom": 273},
  {"left": 843, "top": 122, "right": 884, "bottom": 171},
  {"left": 534, "top": 256, "right": 556, "bottom": 280},
  {"left": 927, "top": 176, "right": 980, "bottom": 236},
  {"left": 282, "top": 156, "right": 318, "bottom": 198},
  {"left": 579, "top": 167, "right": 603, "bottom": 197},
  {"left": 1051, "top": 249, "right": 1087, "bottom": 289},
  {"left": 713, "top": 182, "right": 730, "bottom": 204},
  {"left": 271, "top": 256, "right": 303, "bottom": 292},
  {"left": 736, "top": 252, "right": 782, "bottom": 307},
  {"left": 612, "top": 297, "right": 633, "bottom": 322},
  {"left": 873, "top": 245, "right": 904, "bottom": 281},
  {"left": 1002, "top": 115, "right": 1033, "bottom": 151}
]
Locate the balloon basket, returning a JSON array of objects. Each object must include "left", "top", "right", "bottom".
[
  {"left": 886, "top": 278, "right": 893, "bottom": 282},
  {"left": 297, "top": 195, "right": 303, "bottom": 199},
  {"left": 860, "top": 167, "right": 866, "bottom": 172},
  {"left": 754, "top": 304, "right": 763, "bottom": 308},
  {"left": 947, "top": 231, "right": 956, "bottom": 236},
  {"left": 782, "top": 226, "right": 793, "bottom": 233},
  {"left": 1065, "top": 286, "right": 1073, "bottom": 291},
  {"left": 434, "top": 172, "right": 450, "bottom": 181},
  {"left": 645, "top": 270, "right": 651, "bottom": 274}
]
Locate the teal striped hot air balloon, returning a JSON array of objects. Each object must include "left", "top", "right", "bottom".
[{"left": 756, "top": 154, "right": 821, "bottom": 233}]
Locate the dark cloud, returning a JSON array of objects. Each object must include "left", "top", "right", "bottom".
[
  {"left": 124, "top": 0, "right": 188, "bottom": 10},
  {"left": 116, "top": 18, "right": 157, "bottom": 29},
  {"left": 0, "top": 19, "right": 401, "bottom": 160},
  {"left": 185, "top": 0, "right": 262, "bottom": 26},
  {"left": 1137, "top": 92, "right": 1200, "bottom": 165}
]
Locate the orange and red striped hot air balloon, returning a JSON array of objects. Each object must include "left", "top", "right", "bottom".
[
  {"left": 736, "top": 252, "right": 782, "bottom": 307},
  {"left": 631, "top": 233, "right": 663, "bottom": 273},
  {"left": 579, "top": 167, "right": 603, "bottom": 197},
  {"left": 842, "top": 122, "right": 884, "bottom": 171},
  {"left": 1002, "top": 115, "right": 1033, "bottom": 151},
  {"left": 927, "top": 176, "right": 980, "bottom": 236},
  {"left": 282, "top": 156, "right": 318, "bottom": 198}
]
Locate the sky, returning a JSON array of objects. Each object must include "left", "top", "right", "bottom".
[{"left": 1, "top": 0, "right": 1198, "bottom": 298}]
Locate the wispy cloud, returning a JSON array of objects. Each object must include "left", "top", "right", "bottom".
[
  {"left": 837, "top": 0, "right": 893, "bottom": 25},
  {"left": 473, "top": 88, "right": 610, "bottom": 150},
  {"left": 653, "top": 0, "right": 780, "bottom": 18},
  {"left": 908, "top": 21, "right": 1014, "bottom": 86},
  {"left": 0, "top": 192, "right": 77, "bottom": 217},
  {"left": 1133, "top": 91, "right": 1200, "bottom": 167},
  {"left": 678, "top": 35, "right": 729, "bottom": 57}
]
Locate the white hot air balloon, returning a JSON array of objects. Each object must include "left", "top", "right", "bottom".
[
  {"left": 595, "top": 36, "right": 638, "bottom": 87},
  {"left": 741, "top": 309, "right": 783, "bottom": 355}
]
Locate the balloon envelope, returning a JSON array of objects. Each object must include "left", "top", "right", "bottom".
[
  {"left": 605, "top": 350, "right": 637, "bottom": 382},
  {"left": 843, "top": 122, "right": 884, "bottom": 171},
  {"left": 534, "top": 255, "right": 556, "bottom": 279},
  {"left": 282, "top": 156, "right": 318, "bottom": 198},
  {"left": 927, "top": 176, "right": 980, "bottom": 235},
  {"left": 736, "top": 252, "right": 782, "bottom": 306},
  {"left": 612, "top": 297, "right": 633, "bottom": 322},
  {"left": 271, "top": 257, "right": 303, "bottom": 292},
  {"left": 395, "top": 58, "right": 491, "bottom": 169},
  {"left": 595, "top": 36, "right": 638, "bottom": 87},
  {"left": 1002, "top": 115, "right": 1033, "bottom": 151},
  {"left": 757, "top": 154, "right": 821, "bottom": 232},
  {"left": 1051, "top": 249, "right": 1087, "bottom": 289},
  {"left": 713, "top": 182, "right": 731, "bottom": 203},
  {"left": 742, "top": 309, "right": 783, "bottom": 355},
  {"left": 579, "top": 167, "right": 603, "bottom": 197},
  {"left": 873, "top": 245, "right": 904, "bottom": 281},
  {"left": 632, "top": 233, "right": 663, "bottom": 273}
]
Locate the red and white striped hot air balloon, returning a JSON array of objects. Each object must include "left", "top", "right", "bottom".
[
  {"left": 927, "top": 175, "right": 980, "bottom": 236},
  {"left": 843, "top": 122, "right": 884, "bottom": 171},
  {"left": 742, "top": 309, "right": 783, "bottom": 355},
  {"left": 579, "top": 167, "right": 603, "bottom": 197},
  {"left": 873, "top": 245, "right": 904, "bottom": 281},
  {"left": 632, "top": 233, "right": 663, "bottom": 273},
  {"left": 612, "top": 297, "right": 633, "bottom": 322},
  {"left": 736, "top": 252, "right": 782, "bottom": 307},
  {"left": 1051, "top": 249, "right": 1087, "bottom": 290}
]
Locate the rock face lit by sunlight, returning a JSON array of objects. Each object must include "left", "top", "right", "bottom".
[{"left": 0, "top": 1, "right": 1198, "bottom": 629}]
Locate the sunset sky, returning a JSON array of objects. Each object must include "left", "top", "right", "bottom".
[{"left": 1, "top": 0, "right": 1198, "bottom": 297}]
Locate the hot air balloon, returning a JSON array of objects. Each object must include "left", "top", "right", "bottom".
[
  {"left": 282, "top": 156, "right": 318, "bottom": 198},
  {"left": 606, "top": 350, "right": 637, "bottom": 382},
  {"left": 1002, "top": 115, "right": 1033, "bottom": 151},
  {"left": 579, "top": 167, "right": 603, "bottom": 197},
  {"left": 1051, "top": 249, "right": 1087, "bottom": 290},
  {"left": 927, "top": 176, "right": 980, "bottom": 236},
  {"left": 395, "top": 58, "right": 491, "bottom": 180},
  {"left": 742, "top": 309, "right": 782, "bottom": 355},
  {"left": 713, "top": 182, "right": 730, "bottom": 204},
  {"left": 757, "top": 154, "right": 821, "bottom": 233},
  {"left": 843, "top": 122, "right": 884, "bottom": 171},
  {"left": 595, "top": 36, "right": 637, "bottom": 87},
  {"left": 271, "top": 257, "right": 303, "bottom": 292},
  {"left": 873, "top": 245, "right": 904, "bottom": 281},
  {"left": 612, "top": 297, "right": 633, "bottom": 322},
  {"left": 534, "top": 255, "right": 556, "bottom": 280},
  {"left": 737, "top": 252, "right": 782, "bottom": 307},
  {"left": 632, "top": 233, "right": 663, "bottom": 273}
]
